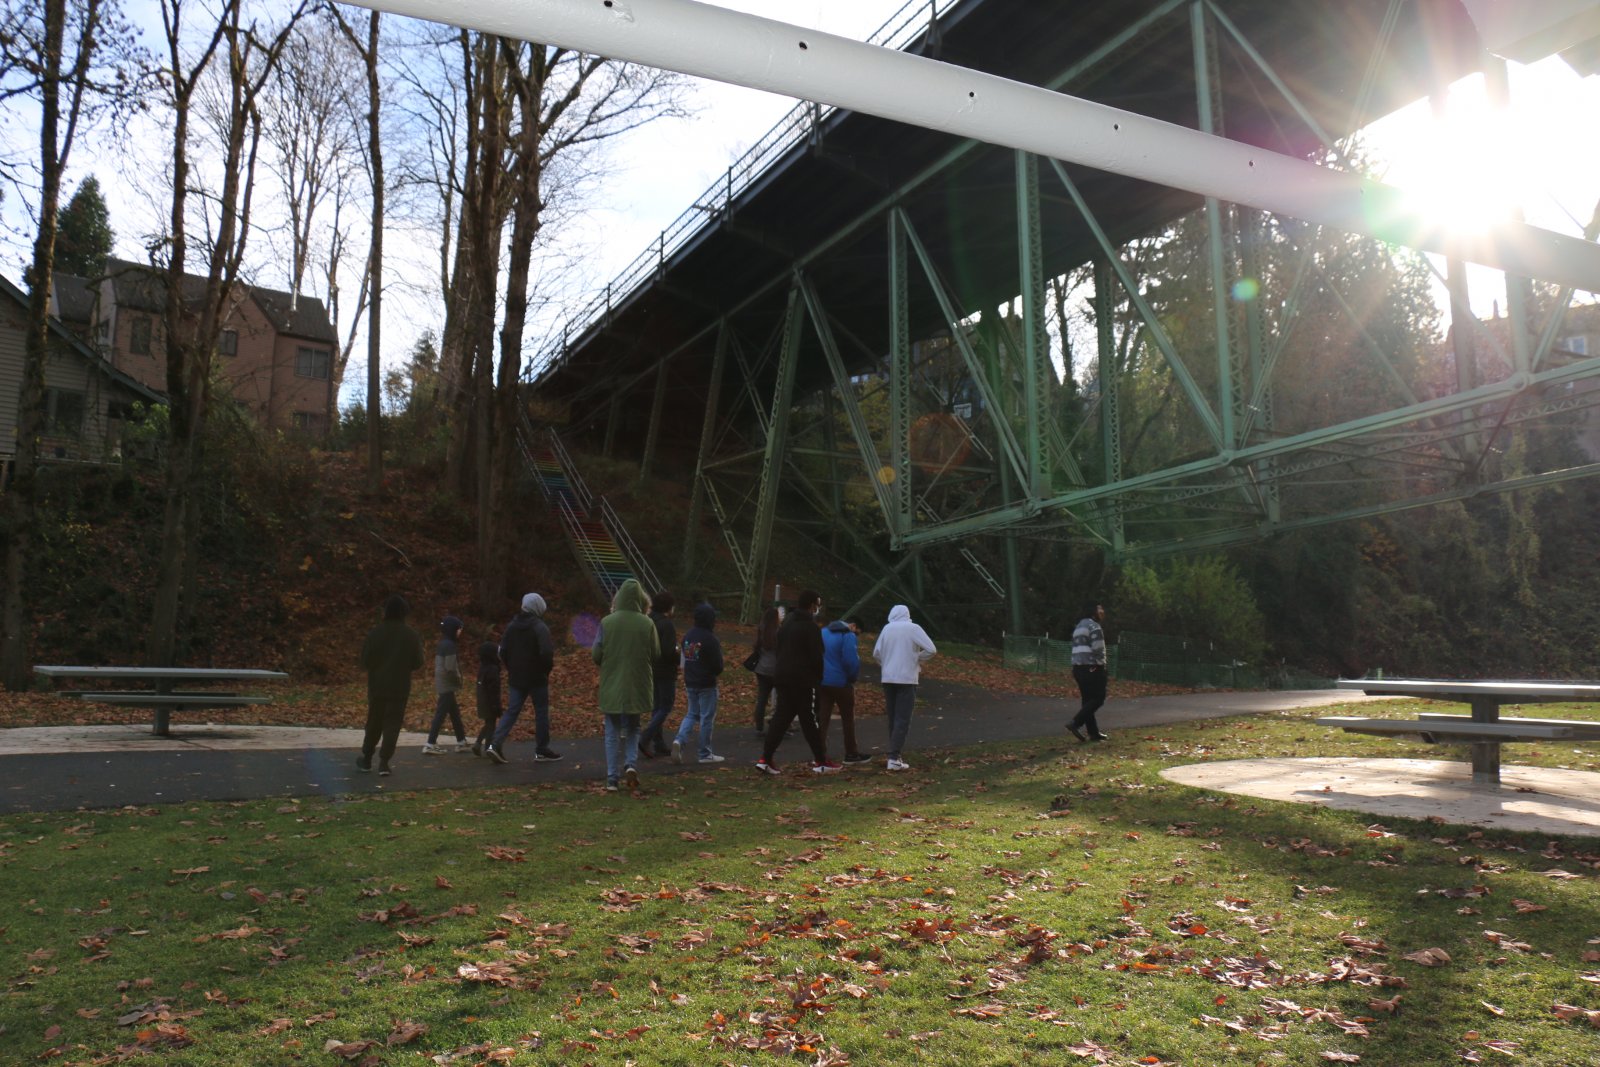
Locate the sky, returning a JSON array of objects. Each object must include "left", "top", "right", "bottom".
[{"left": 4, "top": 1, "right": 1598, "bottom": 406}]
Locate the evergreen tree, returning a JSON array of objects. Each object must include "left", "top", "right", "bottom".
[{"left": 53, "top": 175, "right": 114, "bottom": 277}]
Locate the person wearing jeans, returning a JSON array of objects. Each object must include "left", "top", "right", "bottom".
[
  {"left": 488, "top": 592, "right": 561, "bottom": 764},
  {"left": 871, "top": 604, "right": 937, "bottom": 772},
  {"left": 592, "top": 579, "right": 659, "bottom": 791},
  {"left": 675, "top": 602, "right": 725, "bottom": 763},
  {"left": 1067, "top": 601, "right": 1110, "bottom": 742}
]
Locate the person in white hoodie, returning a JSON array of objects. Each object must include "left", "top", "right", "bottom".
[{"left": 871, "top": 605, "right": 937, "bottom": 771}]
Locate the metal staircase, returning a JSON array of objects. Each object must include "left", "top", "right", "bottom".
[{"left": 516, "top": 414, "right": 663, "bottom": 606}]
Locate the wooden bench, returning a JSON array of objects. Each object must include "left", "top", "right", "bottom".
[
  {"left": 1326, "top": 679, "right": 1600, "bottom": 785},
  {"left": 35, "top": 666, "right": 290, "bottom": 736}
]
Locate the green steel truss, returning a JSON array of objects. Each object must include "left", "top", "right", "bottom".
[{"left": 550, "top": 0, "right": 1600, "bottom": 626}]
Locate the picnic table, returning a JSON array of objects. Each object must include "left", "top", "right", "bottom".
[
  {"left": 1320, "top": 678, "right": 1600, "bottom": 785},
  {"left": 34, "top": 666, "right": 291, "bottom": 737}
]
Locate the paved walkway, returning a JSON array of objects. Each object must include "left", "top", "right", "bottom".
[{"left": 5, "top": 681, "right": 1597, "bottom": 837}]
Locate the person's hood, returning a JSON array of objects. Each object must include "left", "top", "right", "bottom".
[
  {"left": 692, "top": 602, "right": 717, "bottom": 629},
  {"left": 440, "top": 615, "right": 463, "bottom": 639},
  {"left": 520, "top": 592, "right": 547, "bottom": 616},
  {"left": 612, "top": 578, "right": 649, "bottom": 613},
  {"left": 479, "top": 640, "right": 498, "bottom": 660},
  {"left": 887, "top": 604, "right": 911, "bottom": 624},
  {"left": 825, "top": 619, "right": 852, "bottom": 633}
]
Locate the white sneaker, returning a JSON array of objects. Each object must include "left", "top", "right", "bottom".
[
  {"left": 671, "top": 740, "right": 684, "bottom": 764},
  {"left": 454, "top": 741, "right": 473, "bottom": 753},
  {"left": 699, "top": 753, "right": 726, "bottom": 764},
  {"left": 886, "top": 758, "right": 910, "bottom": 772},
  {"left": 421, "top": 743, "right": 444, "bottom": 754}
]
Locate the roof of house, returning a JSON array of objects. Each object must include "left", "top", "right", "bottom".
[
  {"left": 101, "top": 256, "right": 337, "bottom": 344},
  {"left": 50, "top": 272, "right": 97, "bottom": 327},
  {"left": 249, "top": 287, "right": 337, "bottom": 344},
  {"left": 0, "top": 273, "right": 165, "bottom": 405}
]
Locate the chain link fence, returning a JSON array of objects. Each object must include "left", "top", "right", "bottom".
[{"left": 1003, "top": 631, "right": 1330, "bottom": 690}]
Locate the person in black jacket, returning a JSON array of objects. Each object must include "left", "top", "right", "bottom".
[
  {"left": 639, "top": 591, "right": 678, "bottom": 759},
  {"left": 357, "top": 594, "right": 425, "bottom": 776},
  {"left": 673, "top": 601, "right": 725, "bottom": 763},
  {"left": 756, "top": 590, "right": 838, "bottom": 775},
  {"left": 487, "top": 592, "right": 561, "bottom": 764}
]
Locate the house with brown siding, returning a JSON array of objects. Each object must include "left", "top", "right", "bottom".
[
  {"left": 50, "top": 258, "right": 337, "bottom": 437},
  {"left": 1, "top": 275, "right": 163, "bottom": 477}
]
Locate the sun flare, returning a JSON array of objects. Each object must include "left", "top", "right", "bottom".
[{"left": 1387, "top": 77, "right": 1529, "bottom": 236}]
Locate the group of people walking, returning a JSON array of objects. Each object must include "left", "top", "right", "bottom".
[{"left": 355, "top": 582, "right": 942, "bottom": 790}]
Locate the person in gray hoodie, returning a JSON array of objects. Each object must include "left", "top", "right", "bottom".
[
  {"left": 673, "top": 602, "right": 725, "bottom": 764},
  {"left": 423, "top": 615, "right": 470, "bottom": 753},
  {"left": 871, "top": 605, "right": 936, "bottom": 772},
  {"left": 487, "top": 593, "right": 561, "bottom": 764}
]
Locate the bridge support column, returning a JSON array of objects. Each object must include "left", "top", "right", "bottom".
[
  {"left": 639, "top": 359, "right": 669, "bottom": 485},
  {"left": 742, "top": 281, "right": 804, "bottom": 623},
  {"left": 1094, "top": 258, "right": 1125, "bottom": 554},
  {"left": 681, "top": 321, "right": 728, "bottom": 581},
  {"left": 1192, "top": 1, "right": 1236, "bottom": 451},
  {"left": 889, "top": 209, "right": 912, "bottom": 545}
]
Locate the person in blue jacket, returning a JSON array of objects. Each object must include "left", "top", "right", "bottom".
[{"left": 819, "top": 616, "right": 869, "bottom": 763}]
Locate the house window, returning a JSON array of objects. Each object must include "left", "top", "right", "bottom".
[
  {"left": 44, "top": 388, "right": 86, "bottom": 438},
  {"left": 295, "top": 346, "right": 330, "bottom": 380},
  {"left": 291, "top": 411, "right": 327, "bottom": 435},
  {"left": 129, "top": 315, "right": 152, "bottom": 356},
  {"left": 1559, "top": 335, "right": 1589, "bottom": 357},
  {"left": 218, "top": 329, "right": 238, "bottom": 356}
]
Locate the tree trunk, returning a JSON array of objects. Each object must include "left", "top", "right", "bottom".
[
  {"left": 483, "top": 41, "right": 546, "bottom": 607},
  {"left": 362, "top": 11, "right": 384, "bottom": 495},
  {"left": 0, "top": 0, "right": 69, "bottom": 690}
]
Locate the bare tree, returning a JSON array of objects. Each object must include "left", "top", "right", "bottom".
[
  {"left": 328, "top": 6, "right": 384, "bottom": 493},
  {"left": 258, "top": 10, "right": 362, "bottom": 307},
  {"left": 0, "top": 0, "right": 142, "bottom": 689},
  {"left": 146, "top": 0, "right": 309, "bottom": 665}
]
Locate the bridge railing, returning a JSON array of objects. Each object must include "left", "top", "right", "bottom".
[{"left": 527, "top": 0, "right": 959, "bottom": 384}]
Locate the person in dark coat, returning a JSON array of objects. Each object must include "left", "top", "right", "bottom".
[
  {"left": 639, "top": 591, "right": 678, "bottom": 759},
  {"left": 757, "top": 590, "right": 838, "bottom": 775},
  {"left": 487, "top": 592, "right": 561, "bottom": 764},
  {"left": 357, "top": 594, "right": 425, "bottom": 776}
]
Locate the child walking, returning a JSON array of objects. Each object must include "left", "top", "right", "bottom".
[
  {"left": 473, "top": 633, "right": 502, "bottom": 756},
  {"left": 673, "top": 601, "right": 725, "bottom": 764},
  {"left": 424, "top": 616, "right": 470, "bottom": 753}
]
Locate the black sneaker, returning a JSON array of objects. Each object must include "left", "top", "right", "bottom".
[
  {"left": 487, "top": 745, "right": 508, "bottom": 765},
  {"left": 356, "top": 753, "right": 373, "bottom": 773},
  {"left": 534, "top": 748, "right": 563, "bottom": 762},
  {"left": 843, "top": 753, "right": 872, "bottom": 764},
  {"left": 1067, "top": 724, "right": 1087, "bottom": 743},
  {"left": 378, "top": 760, "right": 392, "bottom": 776}
]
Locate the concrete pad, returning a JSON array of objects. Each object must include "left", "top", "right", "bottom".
[
  {"left": 1162, "top": 757, "right": 1600, "bottom": 839},
  {"left": 0, "top": 724, "right": 427, "bottom": 755}
]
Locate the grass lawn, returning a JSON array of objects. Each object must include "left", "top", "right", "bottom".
[{"left": 4, "top": 701, "right": 1599, "bottom": 1066}]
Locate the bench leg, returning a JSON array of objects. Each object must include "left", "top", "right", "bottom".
[
  {"left": 1470, "top": 697, "right": 1500, "bottom": 786},
  {"left": 1469, "top": 741, "right": 1500, "bottom": 785}
]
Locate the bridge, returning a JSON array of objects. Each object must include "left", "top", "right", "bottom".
[{"left": 355, "top": 0, "right": 1600, "bottom": 626}]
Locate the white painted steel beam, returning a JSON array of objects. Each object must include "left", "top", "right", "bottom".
[{"left": 340, "top": 0, "right": 1600, "bottom": 293}]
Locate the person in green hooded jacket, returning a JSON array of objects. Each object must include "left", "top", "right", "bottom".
[{"left": 591, "top": 578, "right": 660, "bottom": 792}]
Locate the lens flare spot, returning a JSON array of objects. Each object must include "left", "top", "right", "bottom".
[
  {"left": 1231, "top": 277, "right": 1260, "bottom": 303},
  {"left": 876, "top": 466, "right": 897, "bottom": 486},
  {"left": 569, "top": 612, "right": 601, "bottom": 648}
]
